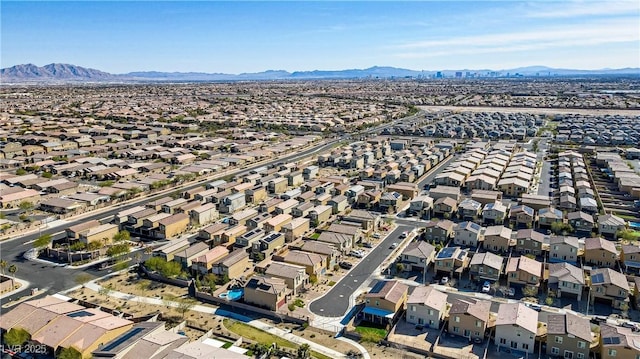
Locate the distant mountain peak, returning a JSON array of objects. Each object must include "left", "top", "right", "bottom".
[{"left": 1, "top": 63, "right": 116, "bottom": 82}]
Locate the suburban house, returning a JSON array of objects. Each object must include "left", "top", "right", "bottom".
[
  {"left": 433, "top": 197, "right": 458, "bottom": 218},
  {"left": 400, "top": 241, "right": 436, "bottom": 272},
  {"left": 281, "top": 217, "right": 310, "bottom": 242},
  {"left": 494, "top": 303, "right": 538, "bottom": 354},
  {"left": 173, "top": 241, "right": 209, "bottom": 269},
  {"left": 243, "top": 276, "right": 290, "bottom": 311},
  {"left": 538, "top": 207, "right": 564, "bottom": 228},
  {"left": 316, "top": 231, "right": 353, "bottom": 253},
  {"left": 406, "top": 286, "right": 447, "bottom": 329},
  {"left": 448, "top": 298, "right": 491, "bottom": 341},
  {"left": 457, "top": 198, "right": 482, "bottom": 220},
  {"left": 277, "top": 250, "right": 326, "bottom": 277},
  {"left": 482, "top": 201, "right": 508, "bottom": 225},
  {"left": 434, "top": 246, "right": 470, "bottom": 279},
  {"left": 423, "top": 219, "right": 455, "bottom": 243},
  {"left": 584, "top": 237, "right": 618, "bottom": 268},
  {"left": 599, "top": 323, "right": 640, "bottom": 359},
  {"left": 264, "top": 262, "right": 309, "bottom": 296},
  {"left": 515, "top": 229, "right": 545, "bottom": 255},
  {"left": 549, "top": 236, "right": 580, "bottom": 265},
  {"left": 598, "top": 214, "right": 626, "bottom": 238},
  {"left": 155, "top": 213, "right": 190, "bottom": 240},
  {"left": 546, "top": 312, "right": 593, "bottom": 359},
  {"left": 453, "top": 221, "right": 485, "bottom": 247},
  {"left": 211, "top": 249, "right": 250, "bottom": 280},
  {"left": 506, "top": 256, "right": 542, "bottom": 293},
  {"left": 547, "top": 262, "right": 585, "bottom": 301},
  {"left": 361, "top": 280, "right": 408, "bottom": 326},
  {"left": 567, "top": 211, "right": 595, "bottom": 233},
  {"left": 509, "top": 205, "right": 536, "bottom": 227},
  {"left": 191, "top": 246, "right": 229, "bottom": 275},
  {"left": 590, "top": 268, "right": 630, "bottom": 310},
  {"left": 621, "top": 244, "right": 640, "bottom": 273},
  {"left": 482, "top": 225, "right": 513, "bottom": 253},
  {"left": 469, "top": 252, "right": 504, "bottom": 282}
]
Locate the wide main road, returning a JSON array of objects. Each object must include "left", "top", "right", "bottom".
[
  {"left": 0, "top": 139, "right": 340, "bottom": 305},
  {"left": 308, "top": 224, "right": 414, "bottom": 318}
]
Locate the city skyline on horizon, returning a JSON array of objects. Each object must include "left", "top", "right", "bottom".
[{"left": 2, "top": 1, "right": 639, "bottom": 74}]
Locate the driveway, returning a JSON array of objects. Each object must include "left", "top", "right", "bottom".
[{"left": 309, "top": 224, "right": 413, "bottom": 317}]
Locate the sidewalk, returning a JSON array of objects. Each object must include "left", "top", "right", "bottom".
[
  {"left": 81, "top": 281, "right": 349, "bottom": 359},
  {"left": 0, "top": 277, "right": 31, "bottom": 301}
]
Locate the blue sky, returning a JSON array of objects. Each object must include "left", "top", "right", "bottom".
[{"left": 2, "top": 1, "right": 639, "bottom": 73}]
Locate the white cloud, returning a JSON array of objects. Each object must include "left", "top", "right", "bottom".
[
  {"left": 392, "top": 17, "right": 639, "bottom": 62},
  {"left": 525, "top": 1, "right": 639, "bottom": 18}
]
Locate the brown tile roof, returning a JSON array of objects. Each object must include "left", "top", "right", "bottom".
[{"left": 448, "top": 298, "right": 491, "bottom": 321}]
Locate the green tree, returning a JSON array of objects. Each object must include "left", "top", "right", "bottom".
[
  {"left": 619, "top": 302, "right": 630, "bottom": 318},
  {"left": 33, "top": 233, "right": 52, "bottom": 251},
  {"left": 113, "top": 230, "right": 131, "bottom": 242},
  {"left": 18, "top": 201, "right": 34, "bottom": 211},
  {"left": 98, "top": 180, "right": 114, "bottom": 187},
  {"left": 15, "top": 168, "right": 27, "bottom": 175},
  {"left": 8, "top": 264, "right": 18, "bottom": 279},
  {"left": 106, "top": 243, "right": 130, "bottom": 258},
  {"left": 545, "top": 296, "right": 554, "bottom": 306},
  {"left": 297, "top": 343, "right": 311, "bottom": 359},
  {"left": 69, "top": 242, "right": 87, "bottom": 252},
  {"left": 41, "top": 171, "right": 53, "bottom": 178},
  {"left": 87, "top": 241, "right": 103, "bottom": 251},
  {"left": 3, "top": 327, "right": 30, "bottom": 346},
  {"left": 57, "top": 346, "right": 82, "bottom": 359},
  {"left": 0, "top": 259, "right": 7, "bottom": 276},
  {"left": 176, "top": 297, "right": 196, "bottom": 319}
]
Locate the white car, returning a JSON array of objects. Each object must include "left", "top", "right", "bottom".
[
  {"left": 481, "top": 281, "right": 491, "bottom": 293},
  {"left": 440, "top": 277, "right": 449, "bottom": 285}
]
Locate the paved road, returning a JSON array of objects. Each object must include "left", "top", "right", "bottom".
[
  {"left": 309, "top": 224, "right": 413, "bottom": 317},
  {"left": 0, "top": 139, "right": 339, "bottom": 305}
]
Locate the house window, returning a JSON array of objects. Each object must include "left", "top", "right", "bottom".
[
  {"left": 375, "top": 300, "right": 379, "bottom": 306},
  {"left": 555, "top": 336, "right": 563, "bottom": 344},
  {"left": 608, "top": 349, "right": 617, "bottom": 357},
  {"left": 552, "top": 347, "right": 560, "bottom": 355},
  {"left": 474, "top": 331, "right": 480, "bottom": 336},
  {"left": 564, "top": 350, "right": 574, "bottom": 359},
  {"left": 475, "top": 320, "right": 482, "bottom": 328},
  {"left": 499, "top": 338, "right": 506, "bottom": 345},
  {"left": 510, "top": 341, "right": 518, "bottom": 349},
  {"left": 522, "top": 343, "right": 529, "bottom": 350},
  {"left": 418, "top": 318, "right": 424, "bottom": 325},
  {"left": 516, "top": 330, "right": 522, "bottom": 337},
  {"left": 409, "top": 315, "right": 414, "bottom": 320},
  {"left": 576, "top": 354, "right": 584, "bottom": 359},
  {"left": 577, "top": 341, "right": 586, "bottom": 349},
  {"left": 453, "top": 326, "right": 459, "bottom": 333},
  {"left": 479, "top": 267, "right": 484, "bottom": 273},
  {"left": 411, "top": 305, "right": 416, "bottom": 312},
  {"left": 454, "top": 316, "right": 460, "bottom": 323},
  {"left": 428, "top": 309, "right": 434, "bottom": 316}
]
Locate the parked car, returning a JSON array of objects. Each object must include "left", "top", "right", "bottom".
[
  {"left": 481, "top": 281, "right": 491, "bottom": 293},
  {"left": 390, "top": 242, "right": 398, "bottom": 249},
  {"left": 349, "top": 250, "right": 363, "bottom": 258},
  {"left": 372, "top": 233, "right": 381, "bottom": 239},
  {"left": 590, "top": 315, "right": 608, "bottom": 324},
  {"left": 363, "top": 242, "right": 373, "bottom": 248},
  {"left": 440, "top": 277, "right": 449, "bottom": 285},
  {"left": 525, "top": 303, "right": 542, "bottom": 312},
  {"left": 339, "top": 261, "right": 353, "bottom": 270}
]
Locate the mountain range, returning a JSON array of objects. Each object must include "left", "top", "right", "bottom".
[{"left": 1, "top": 63, "right": 638, "bottom": 83}]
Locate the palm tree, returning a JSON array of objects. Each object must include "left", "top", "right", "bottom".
[
  {"left": 8, "top": 264, "right": 17, "bottom": 288},
  {"left": 0, "top": 259, "right": 7, "bottom": 277}
]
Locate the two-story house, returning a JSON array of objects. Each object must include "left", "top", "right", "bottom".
[
  {"left": 549, "top": 236, "right": 580, "bottom": 265},
  {"left": 448, "top": 298, "right": 491, "bottom": 341},
  {"left": 482, "top": 201, "right": 508, "bottom": 225},
  {"left": 548, "top": 262, "right": 585, "bottom": 301},
  {"left": 598, "top": 214, "right": 626, "bottom": 238},
  {"left": 434, "top": 246, "right": 470, "bottom": 279},
  {"left": 509, "top": 205, "right": 536, "bottom": 228},
  {"left": 361, "top": 280, "right": 409, "bottom": 326},
  {"left": 406, "top": 286, "right": 447, "bottom": 329},
  {"left": 433, "top": 197, "right": 458, "bottom": 218},
  {"left": 538, "top": 207, "right": 564, "bottom": 228},
  {"left": 400, "top": 241, "right": 436, "bottom": 272},
  {"left": 494, "top": 303, "right": 538, "bottom": 354},
  {"left": 457, "top": 198, "right": 482, "bottom": 220},
  {"left": 599, "top": 323, "right": 640, "bottom": 359},
  {"left": 453, "top": 221, "right": 485, "bottom": 248},
  {"left": 584, "top": 237, "right": 618, "bottom": 268},
  {"left": 264, "top": 262, "right": 309, "bottom": 296},
  {"left": 469, "top": 252, "right": 504, "bottom": 282},
  {"left": 590, "top": 268, "right": 630, "bottom": 310},
  {"left": 546, "top": 312, "right": 593, "bottom": 359},
  {"left": 621, "top": 244, "right": 640, "bottom": 273},
  {"left": 506, "top": 256, "right": 542, "bottom": 293},
  {"left": 567, "top": 211, "right": 595, "bottom": 234},
  {"left": 243, "top": 276, "right": 291, "bottom": 311},
  {"left": 423, "top": 219, "right": 455, "bottom": 243},
  {"left": 482, "top": 225, "right": 513, "bottom": 253},
  {"left": 515, "top": 229, "right": 545, "bottom": 255}
]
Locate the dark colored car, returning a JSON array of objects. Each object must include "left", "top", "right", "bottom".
[{"left": 339, "top": 261, "right": 353, "bottom": 270}]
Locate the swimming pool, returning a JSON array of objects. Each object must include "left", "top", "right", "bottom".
[
  {"left": 630, "top": 221, "right": 640, "bottom": 230},
  {"left": 219, "top": 288, "right": 243, "bottom": 301}
]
